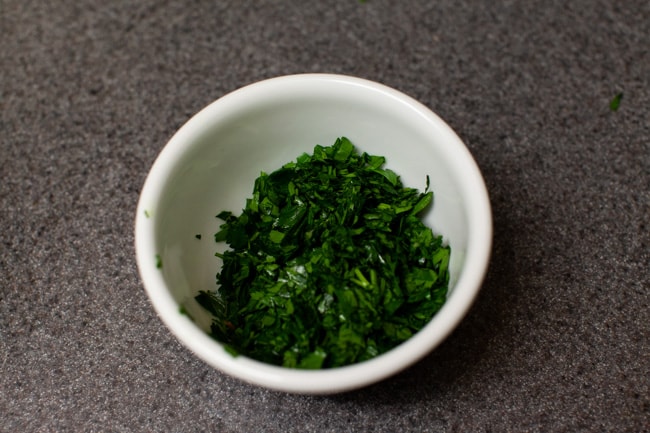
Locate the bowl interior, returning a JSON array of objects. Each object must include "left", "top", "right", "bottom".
[{"left": 135, "top": 74, "right": 491, "bottom": 393}]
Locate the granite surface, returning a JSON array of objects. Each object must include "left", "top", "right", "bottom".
[{"left": 1, "top": 0, "right": 648, "bottom": 431}]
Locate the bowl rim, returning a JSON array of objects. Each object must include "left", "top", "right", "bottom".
[{"left": 135, "top": 73, "right": 492, "bottom": 394}]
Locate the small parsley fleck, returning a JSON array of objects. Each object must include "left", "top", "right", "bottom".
[
  {"left": 610, "top": 92, "right": 623, "bottom": 112},
  {"left": 195, "top": 234, "right": 202, "bottom": 240},
  {"left": 179, "top": 305, "right": 194, "bottom": 320},
  {"left": 155, "top": 254, "right": 162, "bottom": 269}
]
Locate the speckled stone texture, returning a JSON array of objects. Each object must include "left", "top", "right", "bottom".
[{"left": 1, "top": 0, "right": 648, "bottom": 431}]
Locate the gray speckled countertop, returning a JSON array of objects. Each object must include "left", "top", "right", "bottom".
[{"left": 1, "top": 1, "right": 648, "bottom": 431}]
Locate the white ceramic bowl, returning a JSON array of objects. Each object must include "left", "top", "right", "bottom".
[{"left": 135, "top": 74, "right": 492, "bottom": 394}]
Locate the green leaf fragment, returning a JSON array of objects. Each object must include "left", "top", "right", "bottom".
[
  {"left": 223, "top": 345, "right": 240, "bottom": 357},
  {"left": 297, "top": 348, "right": 328, "bottom": 369},
  {"left": 373, "top": 168, "right": 399, "bottom": 186},
  {"left": 610, "top": 92, "right": 623, "bottom": 111},
  {"left": 269, "top": 230, "right": 285, "bottom": 243},
  {"left": 333, "top": 137, "right": 354, "bottom": 161},
  {"left": 411, "top": 191, "right": 433, "bottom": 215},
  {"left": 179, "top": 305, "right": 195, "bottom": 321}
]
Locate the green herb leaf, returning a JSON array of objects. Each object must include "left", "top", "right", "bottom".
[
  {"left": 411, "top": 191, "right": 433, "bottom": 216},
  {"left": 179, "top": 305, "right": 195, "bottom": 321},
  {"left": 610, "top": 92, "right": 623, "bottom": 111}
]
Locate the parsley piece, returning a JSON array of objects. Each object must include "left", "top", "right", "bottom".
[
  {"left": 195, "top": 234, "right": 202, "bottom": 240},
  {"left": 155, "top": 254, "right": 162, "bottom": 269},
  {"left": 610, "top": 92, "right": 623, "bottom": 111},
  {"left": 198, "top": 137, "right": 450, "bottom": 369},
  {"left": 179, "top": 305, "right": 195, "bottom": 321}
]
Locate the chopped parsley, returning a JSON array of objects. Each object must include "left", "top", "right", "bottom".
[
  {"left": 155, "top": 254, "right": 162, "bottom": 269},
  {"left": 195, "top": 234, "right": 202, "bottom": 240},
  {"left": 197, "top": 137, "right": 450, "bottom": 369},
  {"left": 179, "top": 305, "right": 194, "bottom": 320},
  {"left": 610, "top": 92, "right": 623, "bottom": 111}
]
